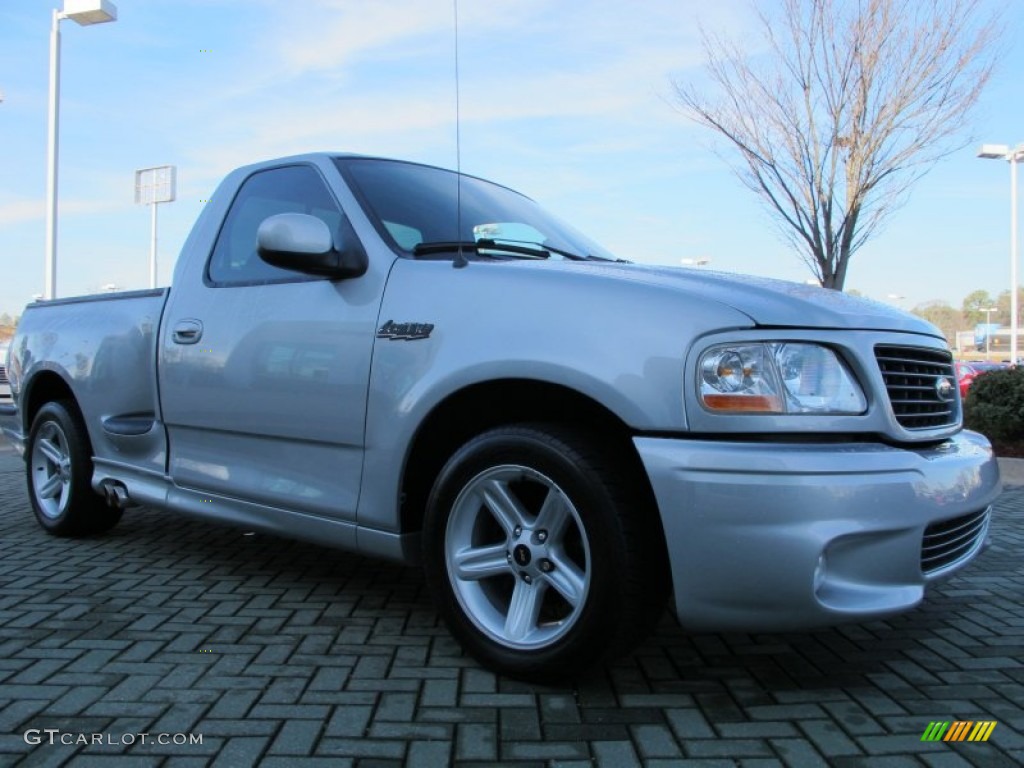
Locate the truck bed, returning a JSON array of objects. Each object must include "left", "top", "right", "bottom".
[{"left": 2, "top": 289, "right": 169, "bottom": 475}]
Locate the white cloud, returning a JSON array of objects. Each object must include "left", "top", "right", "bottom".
[
  {"left": 0, "top": 200, "right": 43, "bottom": 227},
  {"left": 270, "top": 0, "right": 551, "bottom": 77},
  {"left": 0, "top": 198, "right": 125, "bottom": 227}
]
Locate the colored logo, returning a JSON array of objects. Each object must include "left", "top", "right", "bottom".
[{"left": 921, "top": 721, "right": 997, "bottom": 742}]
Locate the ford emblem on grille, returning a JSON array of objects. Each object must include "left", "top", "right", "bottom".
[{"left": 935, "top": 377, "right": 954, "bottom": 402}]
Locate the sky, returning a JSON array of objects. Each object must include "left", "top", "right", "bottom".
[{"left": 0, "top": 0, "right": 1021, "bottom": 318}]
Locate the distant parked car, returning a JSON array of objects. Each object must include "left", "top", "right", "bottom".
[
  {"left": 955, "top": 361, "right": 978, "bottom": 399},
  {"left": 0, "top": 341, "right": 10, "bottom": 403},
  {"left": 970, "top": 361, "right": 1009, "bottom": 374}
]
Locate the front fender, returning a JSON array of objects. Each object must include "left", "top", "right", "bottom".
[{"left": 355, "top": 258, "right": 753, "bottom": 537}]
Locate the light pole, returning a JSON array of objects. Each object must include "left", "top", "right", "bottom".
[
  {"left": 44, "top": 0, "right": 118, "bottom": 301},
  {"left": 978, "top": 143, "right": 1023, "bottom": 365},
  {"left": 981, "top": 306, "right": 999, "bottom": 360}
]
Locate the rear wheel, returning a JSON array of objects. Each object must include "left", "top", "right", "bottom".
[
  {"left": 422, "top": 423, "right": 668, "bottom": 680},
  {"left": 26, "top": 401, "right": 121, "bottom": 536}
]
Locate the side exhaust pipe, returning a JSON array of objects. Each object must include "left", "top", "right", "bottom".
[{"left": 99, "top": 481, "right": 136, "bottom": 510}]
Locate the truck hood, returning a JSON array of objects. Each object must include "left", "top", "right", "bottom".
[{"left": 572, "top": 262, "right": 941, "bottom": 337}]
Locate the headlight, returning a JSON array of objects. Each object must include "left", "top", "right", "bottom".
[{"left": 699, "top": 343, "right": 866, "bottom": 415}]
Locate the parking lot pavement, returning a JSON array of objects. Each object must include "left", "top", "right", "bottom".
[{"left": 0, "top": 446, "right": 1021, "bottom": 768}]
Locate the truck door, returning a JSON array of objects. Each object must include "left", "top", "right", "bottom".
[{"left": 159, "top": 163, "right": 381, "bottom": 522}]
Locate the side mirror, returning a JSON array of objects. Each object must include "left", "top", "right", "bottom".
[{"left": 257, "top": 213, "right": 367, "bottom": 278}]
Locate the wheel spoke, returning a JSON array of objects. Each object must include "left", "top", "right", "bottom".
[
  {"left": 38, "top": 473, "right": 64, "bottom": 500},
  {"left": 504, "top": 579, "right": 544, "bottom": 642},
  {"left": 482, "top": 478, "right": 530, "bottom": 536},
  {"left": 533, "top": 486, "right": 573, "bottom": 543},
  {"left": 452, "top": 543, "right": 511, "bottom": 582},
  {"left": 38, "top": 438, "right": 65, "bottom": 467},
  {"left": 544, "top": 553, "right": 586, "bottom": 607}
]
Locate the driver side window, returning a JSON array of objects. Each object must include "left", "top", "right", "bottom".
[{"left": 208, "top": 165, "right": 347, "bottom": 285}]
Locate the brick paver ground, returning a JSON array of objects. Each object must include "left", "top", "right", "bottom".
[{"left": 0, "top": 441, "right": 1021, "bottom": 767}]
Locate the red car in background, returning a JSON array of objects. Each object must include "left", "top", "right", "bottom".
[{"left": 955, "top": 362, "right": 978, "bottom": 399}]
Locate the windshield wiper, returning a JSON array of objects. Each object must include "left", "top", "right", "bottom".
[
  {"left": 466, "top": 237, "right": 625, "bottom": 262},
  {"left": 413, "top": 239, "right": 552, "bottom": 260},
  {"left": 483, "top": 238, "right": 589, "bottom": 261},
  {"left": 412, "top": 239, "right": 620, "bottom": 264}
]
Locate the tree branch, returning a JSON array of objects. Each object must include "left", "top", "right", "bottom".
[{"left": 673, "top": 0, "right": 999, "bottom": 289}]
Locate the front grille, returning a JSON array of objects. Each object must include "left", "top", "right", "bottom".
[
  {"left": 0, "top": 363, "right": 7, "bottom": 385},
  {"left": 875, "top": 345, "right": 957, "bottom": 429},
  {"left": 921, "top": 507, "right": 990, "bottom": 575}
]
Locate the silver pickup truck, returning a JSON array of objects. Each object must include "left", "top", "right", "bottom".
[{"left": 0, "top": 153, "right": 1001, "bottom": 680}]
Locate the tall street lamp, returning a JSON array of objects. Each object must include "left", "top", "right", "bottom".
[
  {"left": 978, "top": 143, "right": 1024, "bottom": 365},
  {"left": 981, "top": 306, "right": 999, "bottom": 360},
  {"left": 45, "top": 0, "right": 118, "bottom": 300}
]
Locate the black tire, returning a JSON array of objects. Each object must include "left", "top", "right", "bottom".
[
  {"left": 25, "top": 400, "right": 122, "bottom": 537},
  {"left": 422, "top": 423, "right": 669, "bottom": 681}
]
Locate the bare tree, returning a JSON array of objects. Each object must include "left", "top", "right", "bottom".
[{"left": 674, "top": 0, "right": 998, "bottom": 290}]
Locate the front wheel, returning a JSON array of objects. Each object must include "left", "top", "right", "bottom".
[
  {"left": 422, "top": 424, "right": 668, "bottom": 680},
  {"left": 26, "top": 400, "right": 121, "bottom": 536}
]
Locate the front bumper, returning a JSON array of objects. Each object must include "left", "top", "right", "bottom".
[{"left": 635, "top": 430, "right": 1001, "bottom": 631}]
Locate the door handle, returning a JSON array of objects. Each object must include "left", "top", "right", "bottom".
[{"left": 172, "top": 319, "right": 203, "bottom": 345}]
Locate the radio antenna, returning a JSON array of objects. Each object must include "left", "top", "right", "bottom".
[{"left": 452, "top": 0, "right": 468, "bottom": 268}]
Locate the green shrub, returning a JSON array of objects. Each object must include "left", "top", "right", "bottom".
[{"left": 963, "top": 368, "right": 1024, "bottom": 443}]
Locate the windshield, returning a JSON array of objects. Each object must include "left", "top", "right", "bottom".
[{"left": 334, "top": 157, "right": 617, "bottom": 261}]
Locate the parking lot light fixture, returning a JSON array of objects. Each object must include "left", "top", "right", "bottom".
[
  {"left": 62, "top": 0, "right": 117, "bottom": 25},
  {"left": 44, "top": 0, "right": 118, "bottom": 300},
  {"left": 977, "top": 142, "right": 1024, "bottom": 366}
]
